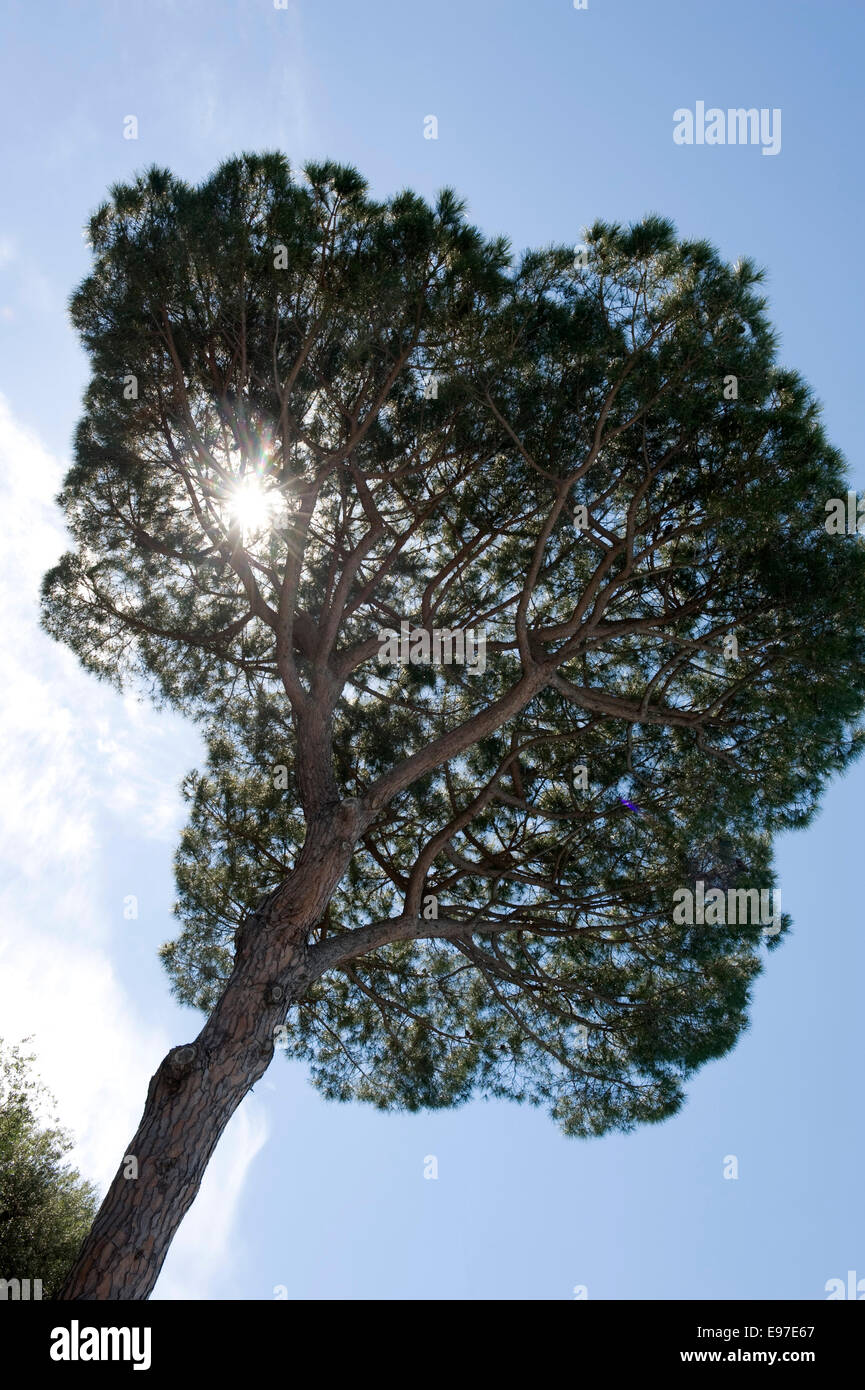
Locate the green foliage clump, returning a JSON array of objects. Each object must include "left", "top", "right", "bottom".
[{"left": 0, "top": 1039, "right": 99, "bottom": 1297}]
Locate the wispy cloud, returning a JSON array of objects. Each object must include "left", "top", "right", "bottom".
[
  {"left": 153, "top": 1102, "right": 269, "bottom": 1300},
  {"left": 0, "top": 396, "right": 188, "bottom": 892},
  {"left": 0, "top": 397, "right": 266, "bottom": 1296}
]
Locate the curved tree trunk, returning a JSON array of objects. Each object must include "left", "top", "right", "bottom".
[{"left": 59, "top": 824, "right": 352, "bottom": 1300}]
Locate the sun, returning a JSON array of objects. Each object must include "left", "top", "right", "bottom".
[{"left": 227, "top": 473, "right": 277, "bottom": 536}]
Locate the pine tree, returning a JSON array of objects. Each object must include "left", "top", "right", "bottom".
[{"left": 42, "top": 153, "right": 865, "bottom": 1299}]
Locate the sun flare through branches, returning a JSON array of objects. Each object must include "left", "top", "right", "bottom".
[{"left": 225, "top": 472, "right": 278, "bottom": 539}]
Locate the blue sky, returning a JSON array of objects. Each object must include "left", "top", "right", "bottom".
[{"left": 0, "top": 0, "right": 862, "bottom": 1300}]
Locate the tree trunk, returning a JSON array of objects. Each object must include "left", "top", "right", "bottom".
[{"left": 58, "top": 820, "right": 354, "bottom": 1300}]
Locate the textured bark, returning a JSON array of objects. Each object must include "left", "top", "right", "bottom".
[{"left": 59, "top": 817, "right": 355, "bottom": 1300}]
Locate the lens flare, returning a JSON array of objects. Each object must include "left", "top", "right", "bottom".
[{"left": 227, "top": 474, "right": 276, "bottom": 536}]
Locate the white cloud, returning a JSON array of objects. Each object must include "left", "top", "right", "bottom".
[
  {"left": 0, "top": 397, "right": 190, "bottom": 894},
  {"left": 0, "top": 397, "right": 264, "bottom": 1298},
  {"left": 153, "top": 1101, "right": 269, "bottom": 1300},
  {"left": 0, "top": 926, "right": 165, "bottom": 1188}
]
